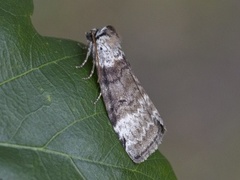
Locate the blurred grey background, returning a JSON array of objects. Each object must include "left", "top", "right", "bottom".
[{"left": 32, "top": 0, "right": 240, "bottom": 179}]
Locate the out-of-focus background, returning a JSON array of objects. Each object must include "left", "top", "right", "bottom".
[{"left": 32, "top": 0, "right": 240, "bottom": 179}]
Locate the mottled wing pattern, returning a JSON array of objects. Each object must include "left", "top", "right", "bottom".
[
  {"left": 99, "top": 60, "right": 165, "bottom": 163},
  {"left": 82, "top": 25, "right": 166, "bottom": 163}
]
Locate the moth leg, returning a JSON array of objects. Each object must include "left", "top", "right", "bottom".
[
  {"left": 82, "top": 60, "right": 95, "bottom": 80},
  {"left": 76, "top": 42, "right": 92, "bottom": 69},
  {"left": 93, "top": 92, "right": 102, "bottom": 104}
]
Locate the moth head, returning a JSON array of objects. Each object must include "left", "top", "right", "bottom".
[
  {"left": 86, "top": 28, "right": 97, "bottom": 42},
  {"left": 86, "top": 25, "right": 121, "bottom": 46}
]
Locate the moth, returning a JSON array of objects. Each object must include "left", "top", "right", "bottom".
[{"left": 77, "top": 25, "right": 166, "bottom": 163}]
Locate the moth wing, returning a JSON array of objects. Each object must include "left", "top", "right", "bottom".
[{"left": 99, "top": 61, "right": 165, "bottom": 163}]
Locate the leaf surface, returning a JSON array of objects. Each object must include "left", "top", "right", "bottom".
[{"left": 0, "top": 0, "right": 176, "bottom": 179}]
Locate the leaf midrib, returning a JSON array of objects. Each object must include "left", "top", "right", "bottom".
[{"left": 0, "top": 53, "right": 81, "bottom": 87}]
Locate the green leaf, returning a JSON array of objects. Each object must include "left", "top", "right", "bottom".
[{"left": 0, "top": 0, "right": 176, "bottom": 179}]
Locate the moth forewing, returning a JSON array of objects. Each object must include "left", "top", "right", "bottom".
[{"left": 79, "top": 25, "right": 166, "bottom": 163}]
